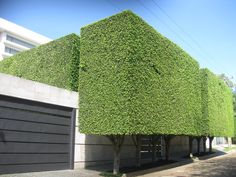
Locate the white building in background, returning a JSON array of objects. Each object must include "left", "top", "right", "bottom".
[{"left": 0, "top": 18, "right": 51, "bottom": 60}]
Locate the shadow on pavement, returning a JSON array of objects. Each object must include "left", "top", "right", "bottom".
[{"left": 127, "top": 150, "right": 228, "bottom": 177}]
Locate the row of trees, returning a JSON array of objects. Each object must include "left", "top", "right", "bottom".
[
  {"left": 79, "top": 11, "right": 235, "bottom": 174},
  {"left": 0, "top": 10, "right": 233, "bottom": 175},
  {"left": 218, "top": 74, "right": 236, "bottom": 144}
]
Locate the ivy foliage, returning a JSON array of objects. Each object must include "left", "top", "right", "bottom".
[
  {"left": 201, "top": 68, "right": 234, "bottom": 137},
  {"left": 79, "top": 10, "right": 202, "bottom": 135},
  {"left": 0, "top": 33, "right": 80, "bottom": 91}
]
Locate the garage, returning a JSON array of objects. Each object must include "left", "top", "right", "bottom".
[
  {"left": 0, "top": 73, "right": 77, "bottom": 175},
  {"left": 0, "top": 94, "right": 76, "bottom": 174}
]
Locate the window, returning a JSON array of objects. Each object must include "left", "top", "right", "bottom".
[
  {"left": 5, "top": 47, "right": 20, "bottom": 55},
  {"left": 6, "top": 35, "right": 36, "bottom": 49}
]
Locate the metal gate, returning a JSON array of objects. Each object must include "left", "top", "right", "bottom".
[{"left": 0, "top": 94, "right": 76, "bottom": 174}]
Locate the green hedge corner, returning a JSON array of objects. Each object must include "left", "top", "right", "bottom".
[
  {"left": 79, "top": 10, "right": 202, "bottom": 136},
  {"left": 0, "top": 33, "right": 80, "bottom": 91}
]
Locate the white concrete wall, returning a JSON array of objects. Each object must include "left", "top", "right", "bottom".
[
  {"left": 0, "top": 73, "right": 78, "bottom": 108},
  {"left": 74, "top": 132, "right": 136, "bottom": 168},
  {"left": 74, "top": 112, "right": 136, "bottom": 168},
  {"left": 73, "top": 133, "right": 202, "bottom": 169}
]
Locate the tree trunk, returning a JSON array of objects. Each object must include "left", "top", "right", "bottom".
[
  {"left": 209, "top": 136, "right": 214, "bottom": 153},
  {"left": 113, "top": 148, "right": 121, "bottom": 175},
  {"left": 132, "top": 135, "right": 141, "bottom": 167},
  {"left": 107, "top": 135, "right": 125, "bottom": 175},
  {"left": 189, "top": 136, "right": 193, "bottom": 157},
  {"left": 164, "top": 135, "right": 172, "bottom": 161},
  {"left": 227, "top": 137, "right": 232, "bottom": 148},
  {"left": 197, "top": 137, "right": 201, "bottom": 155},
  {"left": 203, "top": 136, "right": 207, "bottom": 153}
]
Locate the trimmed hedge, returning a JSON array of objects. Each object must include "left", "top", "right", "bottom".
[
  {"left": 201, "top": 68, "right": 234, "bottom": 137},
  {"left": 79, "top": 10, "right": 202, "bottom": 135},
  {"left": 0, "top": 33, "right": 80, "bottom": 91}
]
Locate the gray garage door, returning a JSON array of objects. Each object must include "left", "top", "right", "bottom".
[{"left": 0, "top": 94, "right": 76, "bottom": 174}]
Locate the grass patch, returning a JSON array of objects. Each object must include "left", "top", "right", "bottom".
[
  {"left": 99, "top": 172, "right": 123, "bottom": 177},
  {"left": 224, "top": 146, "right": 236, "bottom": 152}
]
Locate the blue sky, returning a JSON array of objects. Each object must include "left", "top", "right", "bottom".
[{"left": 0, "top": 0, "right": 236, "bottom": 82}]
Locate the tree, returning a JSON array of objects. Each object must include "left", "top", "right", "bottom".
[
  {"left": 79, "top": 11, "right": 202, "bottom": 174},
  {"left": 201, "top": 69, "right": 235, "bottom": 151},
  {"left": 132, "top": 135, "right": 142, "bottom": 167},
  {"left": 219, "top": 74, "right": 236, "bottom": 90},
  {"left": 219, "top": 74, "right": 236, "bottom": 142},
  {"left": 107, "top": 135, "right": 124, "bottom": 174}
]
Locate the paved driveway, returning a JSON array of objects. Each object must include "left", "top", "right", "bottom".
[
  {"left": 137, "top": 151, "right": 236, "bottom": 177},
  {"left": 0, "top": 168, "right": 100, "bottom": 177}
]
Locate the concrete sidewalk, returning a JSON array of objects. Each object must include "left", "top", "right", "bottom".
[{"left": 132, "top": 151, "right": 236, "bottom": 177}]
